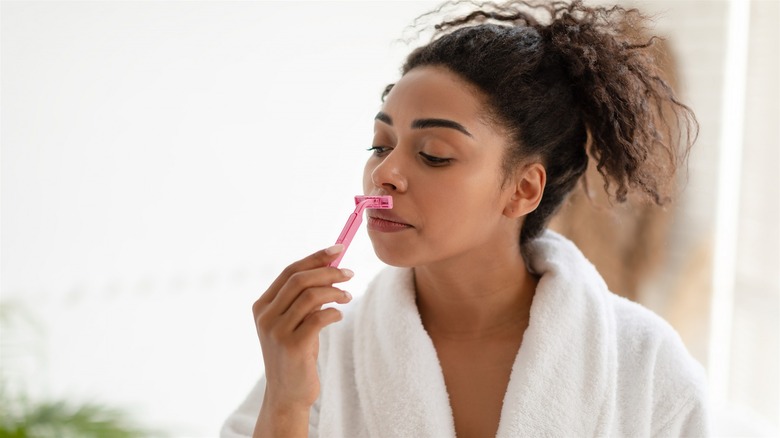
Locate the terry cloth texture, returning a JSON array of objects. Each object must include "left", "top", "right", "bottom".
[{"left": 221, "top": 230, "right": 708, "bottom": 437}]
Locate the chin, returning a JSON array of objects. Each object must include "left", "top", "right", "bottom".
[{"left": 368, "top": 236, "right": 419, "bottom": 268}]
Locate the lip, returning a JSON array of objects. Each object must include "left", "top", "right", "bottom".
[
  {"left": 367, "top": 210, "right": 412, "bottom": 227},
  {"left": 367, "top": 216, "right": 413, "bottom": 232},
  {"left": 366, "top": 210, "right": 413, "bottom": 233}
]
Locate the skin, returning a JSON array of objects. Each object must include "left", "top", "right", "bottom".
[
  {"left": 253, "top": 65, "right": 545, "bottom": 438},
  {"left": 252, "top": 245, "right": 353, "bottom": 437}
]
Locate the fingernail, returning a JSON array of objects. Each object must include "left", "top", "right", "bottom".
[
  {"left": 340, "top": 268, "right": 354, "bottom": 278},
  {"left": 344, "top": 290, "right": 352, "bottom": 300},
  {"left": 325, "top": 244, "right": 344, "bottom": 255}
]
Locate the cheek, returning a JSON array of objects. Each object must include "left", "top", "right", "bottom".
[
  {"left": 422, "top": 171, "right": 503, "bottom": 232},
  {"left": 417, "top": 174, "right": 487, "bottom": 223}
]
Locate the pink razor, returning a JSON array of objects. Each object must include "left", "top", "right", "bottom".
[{"left": 329, "top": 195, "right": 393, "bottom": 268}]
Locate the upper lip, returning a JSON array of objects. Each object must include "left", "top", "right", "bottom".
[{"left": 367, "top": 210, "right": 413, "bottom": 227}]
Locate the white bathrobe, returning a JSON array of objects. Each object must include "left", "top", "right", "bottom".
[{"left": 222, "top": 231, "right": 708, "bottom": 437}]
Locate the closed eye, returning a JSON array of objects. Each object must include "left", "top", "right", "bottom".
[
  {"left": 419, "top": 152, "right": 452, "bottom": 166},
  {"left": 367, "top": 146, "right": 391, "bottom": 157}
]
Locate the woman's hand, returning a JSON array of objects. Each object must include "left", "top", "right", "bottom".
[{"left": 252, "top": 244, "right": 353, "bottom": 437}]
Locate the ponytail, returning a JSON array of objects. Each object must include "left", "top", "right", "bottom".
[{"left": 393, "top": 0, "right": 697, "bottom": 244}]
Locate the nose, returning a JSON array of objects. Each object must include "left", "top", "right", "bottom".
[{"left": 369, "top": 150, "right": 408, "bottom": 193}]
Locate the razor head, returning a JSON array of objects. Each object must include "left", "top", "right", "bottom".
[{"left": 355, "top": 195, "right": 393, "bottom": 209}]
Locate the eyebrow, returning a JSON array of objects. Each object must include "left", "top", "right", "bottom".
[{"left": 374, "top": 111, "right": 473, "bottom": 138}]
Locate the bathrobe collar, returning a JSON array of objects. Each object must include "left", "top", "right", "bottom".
[{"left": 352, "top": 231, "right": 618, "bottom": 437}]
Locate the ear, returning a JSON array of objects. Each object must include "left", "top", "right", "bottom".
[{"left": 502, "top": 162, "right": 546, "bottom": 219}]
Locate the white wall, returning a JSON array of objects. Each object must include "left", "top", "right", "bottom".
[{"left": 1, "top": 1, "right": 438, "bottom": 433}]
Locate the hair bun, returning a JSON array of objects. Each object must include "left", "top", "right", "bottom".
[{"left": 400, "top": 0, "right": 698, "bottom": 242}]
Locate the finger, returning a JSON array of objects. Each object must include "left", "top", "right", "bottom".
[
  {"left": 257, "top": 244, "right": 345, "bottom": 305},
  {"left": 270, "top": 266, "right": 353, "bottom": 317},
  {"left": 280, "top": 286, "right": 351, "bottom": 332},
  {"left": 293, "top": 307, "right": 343, "bottom": 341}
]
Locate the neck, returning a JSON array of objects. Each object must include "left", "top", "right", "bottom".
[{"left": 413, "top": 238, "right": 537, "bottom": 340}]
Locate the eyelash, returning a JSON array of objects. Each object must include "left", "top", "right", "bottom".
[
  {"left": 366, "top": 146, "right": 452, "bottom": 166},
  {"left": 366, "top": 146, "right": 390, "bottom": 156},
  {"left": 419, "top": 152, "right": 452, "bottom": 165}
]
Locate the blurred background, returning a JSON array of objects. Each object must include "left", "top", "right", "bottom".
[{"left": 1, "top": 0, "right": 778, "bottom": 436}]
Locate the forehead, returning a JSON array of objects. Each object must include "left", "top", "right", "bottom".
[{"left": 382, "top": 66, "right": 489, "bottom": 122}]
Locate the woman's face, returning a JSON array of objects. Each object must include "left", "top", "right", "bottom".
[{"left": 363, "top": 65, "right": 523, "bottom": 268}]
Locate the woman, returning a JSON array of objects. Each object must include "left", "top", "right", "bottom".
[{"left": 223, "top": 1, "right": 707, "bottom": 436}]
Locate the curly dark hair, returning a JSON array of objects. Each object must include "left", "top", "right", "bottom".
[{"left": 382, "top": 0, "right": 698, "bottom": 244}]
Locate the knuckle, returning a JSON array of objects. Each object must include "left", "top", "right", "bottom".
[
  {"left": 252, "top": 298, "right": 266, "bottom": 315},
  {"left": 287, "top": 272, "right": 305, "bottom": 289},
  {"left": 306, "top": 312, "right": 326, "bottom": 326},
  {"left": 256, "top": 311, "right": 274, "bottom": 330},
  {"left": 299, "top": 288, "right": 319, "bottom": 306},
  {"left": 314, "top": 308, "right": 340, "bottom": 325},
  {"left": 280, "top": 263, "right": 299, "bottom": 279}
]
